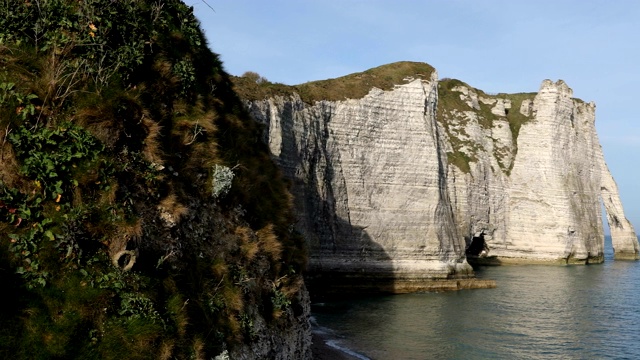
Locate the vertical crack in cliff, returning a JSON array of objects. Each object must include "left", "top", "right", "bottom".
[{"left": 430, "top": 80, "right": 466, "bottom": 263}]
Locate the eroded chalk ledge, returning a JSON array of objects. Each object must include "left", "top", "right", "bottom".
[
  {"left": 467, "top": 254, "right": 606, "bottom": 266},
  {"left": 614, "top": 251, "right": 640, "bottom": 261},
  {"left": 305, "top": 272, "right": 496, "bottom": 299}
]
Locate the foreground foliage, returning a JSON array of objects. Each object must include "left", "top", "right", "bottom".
[{"left": 0, "top": 1, "right": 306, "bottom": 358}]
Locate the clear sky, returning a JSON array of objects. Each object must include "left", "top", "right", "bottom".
[{"left": 185, "top": 0, "right": 640, "bottom": 232}]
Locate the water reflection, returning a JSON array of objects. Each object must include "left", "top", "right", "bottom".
[{"left": 312, "top": 239, "right": 640, "bottom": 359}]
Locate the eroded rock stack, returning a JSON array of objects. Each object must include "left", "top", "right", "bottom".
[{"left": 444, "top": 79, "right": 638, "bottom": 264}]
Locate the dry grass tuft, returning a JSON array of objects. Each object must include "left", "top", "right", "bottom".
[
  {"left": 126, "top": 218, "right": 143, "bottom": 237},
  {"left": 141, "top": 114, "right": 164, "bottom": 165},
  {"left": 158, "top": 341, "right": 175, "bottom": 360},
  {"left": 172, "top": 109, "right": 219, "bottom": 168},
  {"left": 158, "top": 192, "right": 189, "bottom": 226},
  {"left": 191, "top": 337, "right": 205, "bottom": 360},
  {"left": 74, "top": 104, "right": 120, "bottom": 148},
  {"left": 211, "top": 258, "right": 228, "bottom": 279},
  {"left": 167, "top": 294, "right": 189, "bottom": 337},
  {"left": 100, "top": 182, "right": 118, "bottom": 205},
  {"left": 234, "top": 226, "right": 253, "bottom": 243},
  {"left": 235, "top": 226, "right": 259, "bottom": 261},
  {"left": 271, "top": 309, "right": 283, "bottom": 320},
  {"left": 257, "top": 224, "right": 282, "bottom": 261},
  {"left": 225, "top": 314, "right": 241, "bottom": 342},
  {"left": 281, "top": 275, "right": 304, "bottom": 299},
  {"left": 75, "top": 91, "right": 151, "bottom": 153},
  {"left": 240, "top": 240, "right": 259, "bottom": 262},
  {"left": 222, "top": 285, "right": 244, "bottom": 313},
  {"left": 34, "top": 45, "right": 85, "bottom": 117},
  {"left": 0, "top": 143, "right": 23, "bottom": 188},
  {"left": 153, "top": 59, "right": 180, "bottom": 89},
  {"left": 107, "top": 218, "right": 142, "bottom": 259}
]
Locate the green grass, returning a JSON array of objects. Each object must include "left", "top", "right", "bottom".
[
  {"left": 447, "top": 152, "right": 472, "bottom": 174},
  {"left": 233, "top": 61, "right": 435, "bottom": 104},
  {"left": 436, "top": 79, "right": 481, "bottom": 173},
  {"left": 500, "top": 92, "right": 536, "bottom": 141},
  {"left": 437, "top": 78, "right": 536, "bottom": 174}
]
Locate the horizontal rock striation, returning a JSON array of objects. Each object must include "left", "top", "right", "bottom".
[
  {"left": 240, "top": 62, "right": 638, "bottom": 291},
  {"left": 443, "top": 79, "right": 638, "bottom": 263},
  {"left": 246, "top": 69, "right": 475, "bottom": 292}
]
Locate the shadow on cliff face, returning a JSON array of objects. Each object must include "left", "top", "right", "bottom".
[
  {"left": 465, "top": 232, "right": 502, "bottom": 266},
  {"left": 465, "top": 233, "right": 487, "bottom": 257},
  {"left": 267, "top": 111, "right": 396, "bottom": 300},
  {"left": 301, "top": 199, "right": 395, "bottom": 301}
]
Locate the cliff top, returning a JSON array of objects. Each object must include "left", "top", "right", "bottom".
[
  {"left": 233, "top": 61, "right": 436, "bottom": 104},
  {"left": 234, "top": 62, "right": 588, "bottom": 110}
]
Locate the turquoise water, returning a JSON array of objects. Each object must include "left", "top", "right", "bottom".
[{"left": 311, "top": 237, "right": 640, "bottom": 359}]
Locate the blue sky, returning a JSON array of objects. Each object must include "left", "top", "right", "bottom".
[{"left": 185, "top": 0, "right": 640, "bottom": 231}]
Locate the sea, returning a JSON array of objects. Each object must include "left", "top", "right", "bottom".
[{"left": 311, "top": 236, "right": 640, "bottom": 360}]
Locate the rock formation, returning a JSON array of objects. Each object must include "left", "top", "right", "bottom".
[
  {"left": 443, "top": 79, "right": 638, "bottom": 263},
  {"left": 238, "top": 62, "right": 638, "bottom": 291}
]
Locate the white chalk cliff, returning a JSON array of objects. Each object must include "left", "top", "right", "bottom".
[
  {"left": 240, "top": 62, "right": 638, "bottom": 288},
  {"left": 443, "top": 78, "right": 638, "bottom": 263}
]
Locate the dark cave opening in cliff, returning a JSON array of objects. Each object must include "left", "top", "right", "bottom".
[{"left": 466, "top": 234, "right": 487, "bottom": 256}]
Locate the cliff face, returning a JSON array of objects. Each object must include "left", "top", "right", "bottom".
[
  {"left": 443, "top": 79, "right": 637, "bottom": 263},
  {"left": 241, "top": 62, "right": 638, "bottom": 288},
  {"left": 246, "top": 70, "right": 474, "bottom": 293}
]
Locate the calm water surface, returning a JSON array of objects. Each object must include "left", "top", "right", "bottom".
[{"left": 311, "top": 238, "right": 640, "bottom": 359}]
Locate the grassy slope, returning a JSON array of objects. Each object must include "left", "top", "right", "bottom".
[
  {"left": 233, "top": 61, "right": 435, "bottom": 104},
  {"left": 0, "top": 1, "right": 304, "bottom": 359}
]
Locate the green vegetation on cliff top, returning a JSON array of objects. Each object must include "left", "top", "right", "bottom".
[
  {"left": 233, "top": 61, "right": 435, "bottom": 104},
  {"left": 0, "top": 1, "right": 305, "bottom": 358}
]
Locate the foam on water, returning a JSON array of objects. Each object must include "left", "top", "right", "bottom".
[{"left": 311, "top": 314, "right": 371, "bottom": 359}]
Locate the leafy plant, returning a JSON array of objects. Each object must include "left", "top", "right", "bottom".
[
  {"left": 118, "top": 292, "right": 163, "bottom": 323},
  {"left": 0, "top": 81, "right": 38, "bottom": 120},
  {"left": 271, "top": 288, "right": 291, "bottom": 311},
  {"left": 8, "top": 123, "right": 103, "bottom": 199},
  {"left": 174, "top": 59, "right": 196, "bottom": 96}
]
